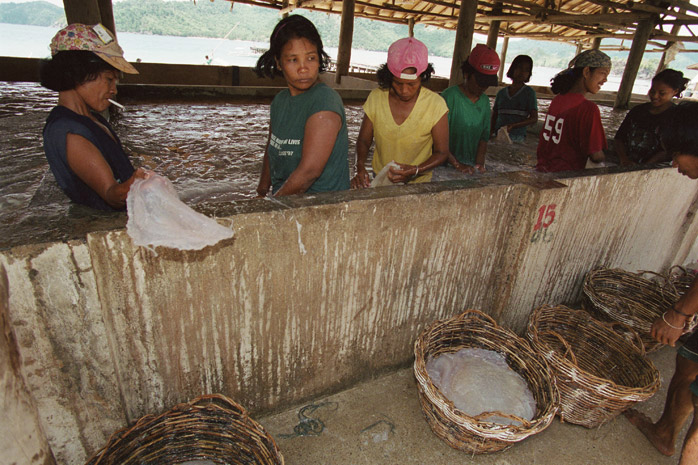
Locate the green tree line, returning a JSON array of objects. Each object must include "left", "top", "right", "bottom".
[{"left": 2, "top": 0, "right": 696, "bottom": 77}]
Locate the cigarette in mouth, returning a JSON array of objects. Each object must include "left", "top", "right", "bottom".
[{"left": 108, "top": 99, "right": 124, "bottom": 109}]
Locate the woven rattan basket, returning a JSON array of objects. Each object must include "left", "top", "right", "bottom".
[
  {"left": 414, "top": 309, "right": 558, "bottom": 454},
  {"left": 85, "top": 394, "right": 284, "bottom": 465},
  {"left": 526, "top": 305, "right": 660, "bottom": 428},
  {"left": 583, "top": 267, "right": 680, "bottom": 352}
]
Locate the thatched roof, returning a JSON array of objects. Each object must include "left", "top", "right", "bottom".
[{"left": 220, "top": 0, "right": 698, "bottom": 48}]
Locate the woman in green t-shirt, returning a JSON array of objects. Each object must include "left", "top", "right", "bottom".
[{"left": 254, "top": 15, "right": 350, "bottom": 196}]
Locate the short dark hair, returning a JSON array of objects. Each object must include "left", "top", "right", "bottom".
[
  {"left": 652, "top": 68, "right": 689, "bottom": 94},
  {"left": 506, "top": 55, "right": 533, "bottom": 82},
  {"left": 375, "top": 63, "right": 434, "bottom": 89},
  {"left": 661, "top": 102, "right": 698, "bottom": 157},
  {"left": 40, "top": 50, "right": 118, "bottom": 92},
  {"left": 460, "top": 59, "right": 476, "bottom": 76},
  {"left": 254, "top": 15, "right": 330, "bottom": 78}
]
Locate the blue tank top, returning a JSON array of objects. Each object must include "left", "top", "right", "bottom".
[{"left": 43, "top": 106, "right": 135, "bottom": 211}]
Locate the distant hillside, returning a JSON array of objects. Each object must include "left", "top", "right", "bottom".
[
  {"left": 0, "top": 1, "right": 64, "bottom": 26},
  {"left": 2, "top": 0, "right": 696, "bottom": 77}
]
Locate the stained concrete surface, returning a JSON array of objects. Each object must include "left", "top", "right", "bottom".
[{"left": 260, "top": 345, "right": 686, "bottom": 465}]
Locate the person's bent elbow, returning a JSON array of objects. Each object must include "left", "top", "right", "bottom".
[
  {"left": 433, "top": 150, "right": 449, "bottom": 166},
  {"left": 590, "top": 150, "right": 605, "bottom": 163}
]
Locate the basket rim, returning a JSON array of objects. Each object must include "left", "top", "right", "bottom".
[
  {"left": 85, "top": 393, "right": 284, "bottom": 465},
  {"left": 413, "top": 309, "right": 559, "bottom": 442},
  {"left": 526, "top": 305, "right": 660, "bottom": 401}
]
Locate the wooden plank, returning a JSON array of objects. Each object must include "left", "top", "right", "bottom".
[
  {"left": 615, "top": 17, "right": 654, "bottom": 110},
  {"left": 450, "top": 0, "right": 476, "bottom": 86},
  {"left": 62, "top": 0, "right": 101, "bottom": 25},
  {"left": 335, "top": 0, "right": 355, "bottom": 84}
]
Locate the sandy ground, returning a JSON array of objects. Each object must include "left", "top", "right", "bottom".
[{"left": 259, "top": 345, "right": 687, "bottom": 465}]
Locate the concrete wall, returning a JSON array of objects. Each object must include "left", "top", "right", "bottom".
[
  {"left": 1, "top": 265, "right": 55, "bottom": 465},
  {"left": 1, "top": 167, "right": 697, "bottom": 463}
]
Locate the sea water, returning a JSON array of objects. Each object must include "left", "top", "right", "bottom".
[{"left": 0, "top": 23, "right": 656, "bottom": 92}]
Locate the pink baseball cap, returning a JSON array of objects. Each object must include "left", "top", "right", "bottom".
[
  {"left": 50, "top": 23, "right": 138, "bottom": 74},
  {"left": 387, "top": 38, "right": 428, "bottom": 80},
  {"left": 467, "top": 44, "right": 500, "bottom": 87}
]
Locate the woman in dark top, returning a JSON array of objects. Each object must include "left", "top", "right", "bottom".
[
  {"left": 41, "top": 23, "right": 146, "bottom": 210},
  {"left": 614, "top": 69, "right": 689, "bottom": 166}
]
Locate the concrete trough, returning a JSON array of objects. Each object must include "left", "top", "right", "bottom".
[{"left": 2, "top": 166, "right": 697, "bottom": 464}]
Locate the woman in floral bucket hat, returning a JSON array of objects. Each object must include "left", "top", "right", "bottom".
[{"left": 40, "top": 23, "right": 147, "bottom": 211}]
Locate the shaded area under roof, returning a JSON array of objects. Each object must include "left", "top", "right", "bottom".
[{"left": 218, "top": 0, "right": 698, "bottom": 47}]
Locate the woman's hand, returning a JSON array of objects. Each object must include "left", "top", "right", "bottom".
[
  {"left": 387, "top": 162, "right": 418, "bottom": 184},
  {"left": 256, "top": 130, "right": 272, "bottom": 198},
  {"left": 448, "top": 156, "right": 474, "bottom": 174},
  {"left": 133, "top": 167, "right": 150, "bottom": 180},
  {"left": 651, "top": 311, "right": 686, "bottom": 347},
  {"left": 351, "top": 165, "right": 371, "bottom": 189},
  {"left": 255, "top": 185, "right": 270, "bottom": 199}
]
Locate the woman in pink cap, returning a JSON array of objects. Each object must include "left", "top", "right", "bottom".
[
  {"left": 351, "top": 37, "right": 449, "bottom": 188},
  {"left": 40, "top": 23, "right": 147, "bottom": 211},
  {"left": 441, "top": 44, "right": 500, "bottom": 174}
]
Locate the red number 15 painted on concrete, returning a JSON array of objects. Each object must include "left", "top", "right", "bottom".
[{"left": 533, "top": 204, "right": 556, "bottom": 231}]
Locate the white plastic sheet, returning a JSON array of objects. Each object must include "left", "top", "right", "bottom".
[
  {"left": 494, "top": 127, "right": 513, "bottom": 145},
  {"left": 426, "top": 347, "right": 535, "bottom": 425},
  {"left": 370, "top": 161, "right": 400, "bottom": 187},
  {"left": 126, "top": 174, "right": 234, "bottom": 252}
]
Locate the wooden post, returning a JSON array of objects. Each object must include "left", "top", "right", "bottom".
[
  {"left": 615, "top": 18, "right": 655, "bottom": 110},
  {"left": 408, "top": 18, "right": 414, "bottom": 38},
  {"left": 487, "top": 20, "right": 500, "bottom": 49},
  {"left": 450, "top": 0, "right": 477, "bottom": 86},
  {"left": 487, "top": 2, "right": 501, "bottom": 50},
  {"left": 335, "top": 0, "right": 355, "bottom": 85},
  {"left": 63, "top": 0, "right": 101, "bottom": 26},
  {"left": 657, "top": 14, "right": 684, "bottom": 73},
  {"left": 591, "top": 7, "right": 606, "bottom": 51},
  {"left": 498, "top": 36, "right": 509, "bottom": 83},
  {"left": 575, "top": 43, "right": 583, "bottom": 56},
  {"left": 97, "top": 0, "right": 116, "bottom": 36}
]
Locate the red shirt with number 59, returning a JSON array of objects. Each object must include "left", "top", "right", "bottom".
[{"left": 536, "top": 93, "right": 606, "bottom": 173}]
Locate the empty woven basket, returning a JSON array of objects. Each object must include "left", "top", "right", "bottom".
[
  {"left": 414, "top": 309, "right": 558, "bottom": 454},
  {"left": 583, "top": 267, "right": 680, "bottom": 352},
  {"left": 85, "top": 394, "right": 284, "bottom": 465},
  {"left": 526, "top": 305, "right": 660, "bottom": 428}
]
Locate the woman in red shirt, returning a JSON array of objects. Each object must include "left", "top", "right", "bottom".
[{"left": 536, "top": 50, "right": 611, "bottom": 173}]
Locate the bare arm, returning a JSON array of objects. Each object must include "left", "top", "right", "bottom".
[
  {"left": 351, "top": 114, "right": 374, "bottom": 189},
  {"left": 507, "top": 108, "right": 538, "bottom": 131},
  {"left": 274, "top": 110, "right": 342, "bottom": 196},
  {"left": 614, "top": 139, "right": 634, "bottom": 166},
  {"left": 643, "top": 150, "right": 671, "bottom": 165},
  {"left": 389, "top": 113, "right": 450, "bottom": 183},
  {"left": 652, "top": 275, "right": 698, "bottom": 346},
  {"left": 65, "top": 133, "right": 145, "bottom": 209},
  {"left": 490, "top": 106, "right": 499, "bottom": 137},
  {"left": 474, "top": 139, "right": 488, "bottom": 172},
  {"left": 448, "top": 153, "right": 475, "bottom": 174},
  {"left": 256, "top": 128, "right": 272, "bottom": 198}
]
